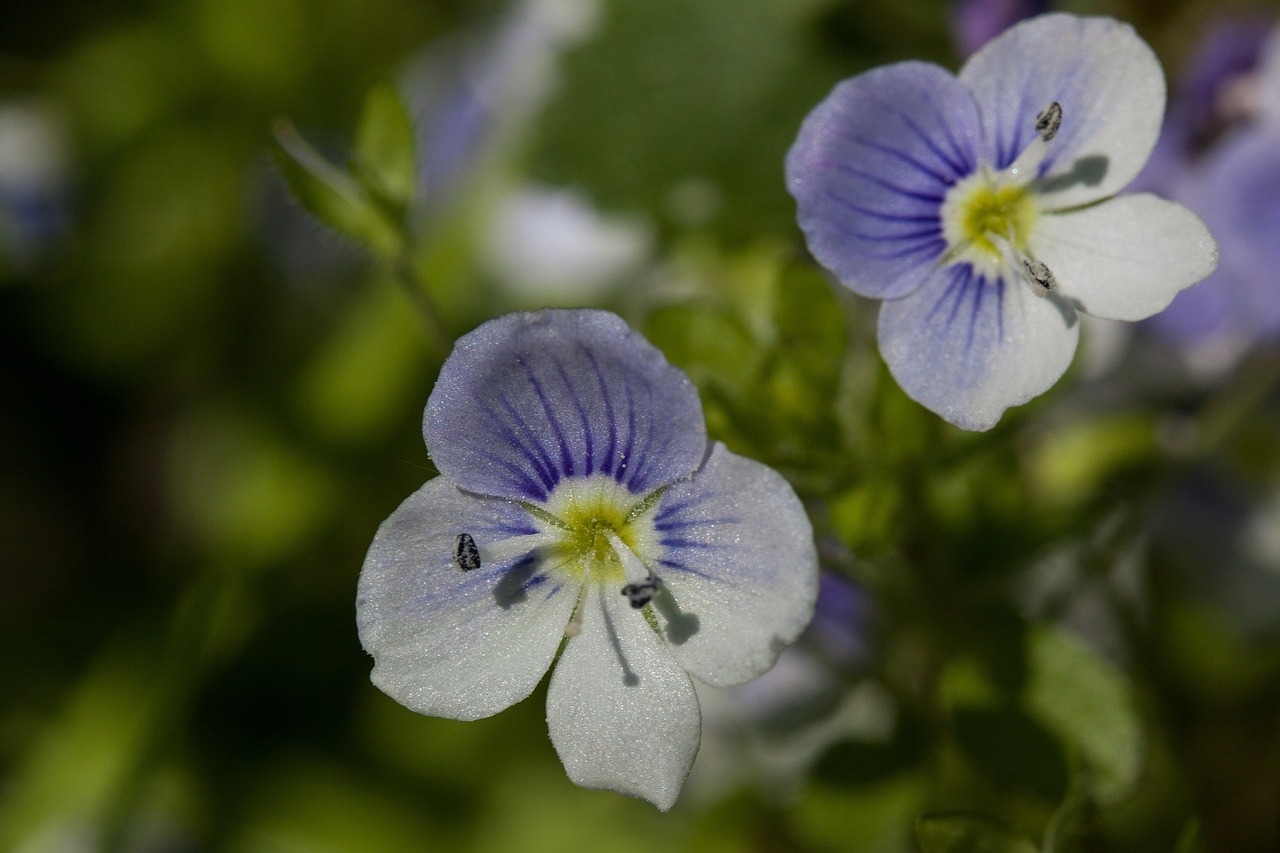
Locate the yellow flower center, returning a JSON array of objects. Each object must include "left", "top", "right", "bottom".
[
  {"left": 531, "top": 475, "right": 660, "bottom": 587},
  {"left": 941, "top": 173, "right": 1039, "bottom": 268}
]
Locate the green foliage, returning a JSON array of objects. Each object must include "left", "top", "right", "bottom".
[
  {"left": 271, "top": 119, "right": 404, "bottom": 259},
  {"left": 353, "top": 83, "right": 418, "bottom": 220},
  {"left": 1023, "top": 626, "right": 1143, "bottom": 806},
  {"left": 914, "top": 815, "right": 1038, "bottom": 853}
]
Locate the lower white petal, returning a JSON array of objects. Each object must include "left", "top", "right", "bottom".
[
  {"left": 878, "top": 263, "right": 1080, "bottom": 431},
  {"left": 1031, "top": 194, "right": 1218, "bottom": 322},
  {"left": 648, "top": 442, "right": 818, "bottom": 687},
  {"left": 356, "top": 478, "right": 577, "bottom": 721},
  {"left": 546, "top": 584, "right": 700, "bottom": 811}
]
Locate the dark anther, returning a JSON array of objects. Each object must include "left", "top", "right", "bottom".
[
  {"left": 620, "top": 575, "right": 660, "bottom": 608},
  {"left": 1021, "top": 257, "right": 1056, "bottom": 295},
  {"left": 1035, "top": 101, "right": 1063, "bottom": 142},
  {"left": 454, "top": 532, "right": 481, "bottom": 571}
]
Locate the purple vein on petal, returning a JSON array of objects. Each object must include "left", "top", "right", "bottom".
[
  {"left": 864, "top": 90, "right": 975, "bottom": 178},
  {"left": 994, "top": 276, "right": 1006, "bottom": 342},
  {"left": 583, "top": 348, "right": 620, "bottom": 477},
  {"left": 831, "top": 164, "right": 946, "bottom": 205},
  {"left": 654, "top": 489, "right": 718, "bottom": 524},
  {"left": 847, "top": 133, "right": 957, "bottom": 187},
  {"left": 518, "top": 355, "right": 575, "bottom": 478},
  {"left": 924, "top": 264, "right": 970, "bottom": 327},
  {"left": 551, "top": 355, "right": 595, "bottom": 476},
  {"left": 654, "top": 515, "right": 740, "bottom": 533},
  {"left": 496, "top": 391, "right": 559, "bottom": 490},
  {"left": 619, "top": 375, "right": 638, "bottom": 483},
  {"left": 966, "top": 271, "right": 986, "bottom": 356},
  {"left": 624, "top": 378, "right": 657, "bottom": 492},
  {"left": 864, "top": 237, "right": 948, "bottom": 262},
  {"left": 930, "top": 106, "right": 977, "bottom": 174},
  {"left": 466, "top": 444, "right": 548, "bottom": 501},
  {"left": 660, "top": 537, "right": 721, "bottom": 551},
  {"left": 820, "top": 191, "right": 942, "bottom": 225},
  {"left": 657, "top": 557, "right": 715, "bottom": 580}
]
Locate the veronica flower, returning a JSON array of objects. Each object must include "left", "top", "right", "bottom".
[
  {"left": 786, "top": 13, "right": 1218, "bottom": 430},
  {"left": 1139, "top": 21, "right": 1280, "bottom": 362},
  {"left": 356, "top": 309, "right": 818, "bottom": 809}
]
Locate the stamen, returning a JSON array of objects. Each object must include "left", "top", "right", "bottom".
[
  {"left": 1035, "top": 101, "right": 1062, "bottom": 141},
  {"left": 621, "top": 576, "right": 661, "bottom": 609},
  {"left": 1020, "top": 257, "right": 1056, "bottom": 295},
  {"left": 1004, "top": 101, "right": 1064, "bottom": 181},
  {"left": 604, "top": 529, "right": 660, "bottom": 609},
  {"left": 990, "top": 233, "right": 1057, "bottom": 297},
  {"left": 454, "top": 533, "right": 481, "bottom": 571},
  {"left": 459, "top": 531, "right": 555, "bottom": 570}
]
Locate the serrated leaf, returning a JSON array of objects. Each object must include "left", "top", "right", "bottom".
[
  {"left": 915, "top": 815, "right": 1039, "bottom": 853},
  {"left": 1023, "top": 625, "right": 1143, "bottom": 804},
  {"left": 353, "top": 82, "right": 416, "bottom": 216},
  {"left": 270, "top": 120, "right": 401, "bottom": 258}
]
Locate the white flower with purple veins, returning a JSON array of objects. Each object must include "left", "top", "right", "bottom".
[
  {"left": 786, "top": 13, "right": 1219, "bottom": 430},
  {"left": 356, "top": 309, "right": 818, "bottom": 809}
]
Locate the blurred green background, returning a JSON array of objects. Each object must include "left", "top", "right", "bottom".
[{"left": 4, "top": 0, "right": 1280, "bottom": 850}]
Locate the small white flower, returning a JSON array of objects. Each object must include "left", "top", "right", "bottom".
[
  {"left": 356, "top": 309, "right": 818, "bottom": 809},
  {"left": 787, "top": 13, "right": 1218, "bottom": 430}
]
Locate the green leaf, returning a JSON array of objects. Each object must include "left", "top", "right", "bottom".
[
  {"left": 270, "top": 119, "right": 401, "bottom": 258},
  {"left": 773, "top": 264, "right": 845, "bottom": 390},
  {"left": 644, "top": 302, "right": 761, "bottom": 391},
  {"left": 1022, "top": 625, "right": 1143, "bottom": 804},
  {"left": 352, "top": 82, "right": 416, "bottom": 217},
  {"left": 952, "top": 707, "right": 1069, "bottom": 799},
  {"left": 915, "top": 815, "right": 1039, "bottom": 853},
  {"left": 828, "top": 478, "right": 901, "bottom": 557}
]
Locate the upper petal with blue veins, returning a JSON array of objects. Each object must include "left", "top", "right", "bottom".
[
  {"left": 960, "top": 13, "right": 1166, "bottom": 208},
  {"left": 786, "top": 61, "right": 981, "bottom": 300},
  {"left": 425, "top": 310, "right": 708, "bottom": 503}
]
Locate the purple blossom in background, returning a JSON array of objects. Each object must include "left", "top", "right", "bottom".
[
  {"left": 0, "top": 101, "right": 70, "bottom": 271},
  {"left": 951, "top": 0, "right": 1048, "bottom": 57},
  {"left": 401, "top": 0, "right": 599, "bottom": 213},
  {"left": 1139, "top": 20, "right": 1280, "bottom": 358},
  {"left": 687, "top": 572, "right": 874, "bottom": 800},
  {"left": 786, "top": 14, "right": 1217, "bottom": 430},
  {"left": 356, "top": 309, "right": 818, "bottom": 810}
]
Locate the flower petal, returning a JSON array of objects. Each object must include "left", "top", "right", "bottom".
[
  {"left": 877, "top": 263, "right": 1080, "bottom": 430},
  {"left": 643, "top": 442, "right": 818, "bottom": 687},
  {"left": 546, "top": 585, "right": 700, "bottom": 811},
  {"left": 425, "top": 309, "right": 707, "bottom": 502},
  {"left": 960, "top": 13, "right": 1165, "bottom": 208},
  {"left": 1179, "top": 128, "right": 1280, "bottom": 339},
  {"left": 356, "top": 477, "right": 577, "bottom": 720},
  {"left": 786, "top": 61, "right": 981, "bottom": 299},
  {"left": 1031, "top": 194, "right": 1217, "bottom": 322}
]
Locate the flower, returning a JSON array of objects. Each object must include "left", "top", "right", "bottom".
[
  {"left": 786, "top": 13, "right": 1218, "bottom": 430},
  {"left": 1137, "top": 20, "right": 1280, "bottom": 364},
  {"left": 356, "top": 309, "right": 818, "bottom": 809}
]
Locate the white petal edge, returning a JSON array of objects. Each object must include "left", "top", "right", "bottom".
[
  {"left": 546, "top": 584, "right": 700, "bottom": 811},
  {"left": 1031, "top": 193, "right": 1218, "bottom": 322},
  {"left": 356, "top": 477, "right": 578, "bottom": 720},
  {"left": 878, "top": 264, "right": 1081, "bottom": 431},
  {"left": 646, "top": 442, "right": 818, "bottom": 687},
  {"left": 960, "top": 13, "right": 1165, "bottom": 209}
]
